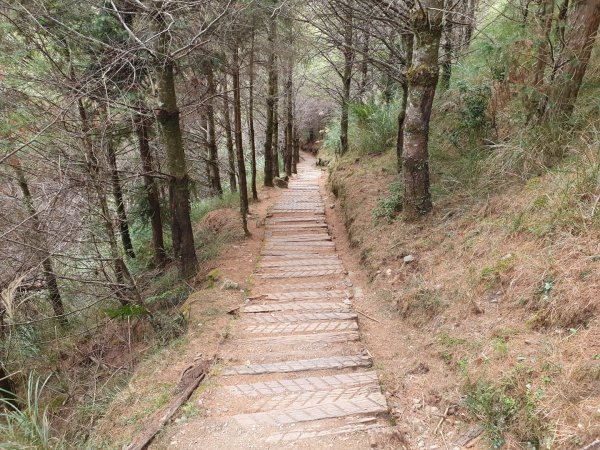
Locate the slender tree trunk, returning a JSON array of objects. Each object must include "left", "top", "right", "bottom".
[
  {"left": 232, "top": 46, "right": 250, "bottom": 236},
  {"left": 550, "top": 0, "right": 600, "bottom": 117},
  {"left": 339, "top": 4, "right": 354, "bottom": 155},
  {"left": 154, "top": 14, "right": 198, "bottom": 279},
  {"left": 222, "top": 74, "right": 238, "bottom": 192},
  {"left": 293, "top": 123, "right": 300, "bottom": 172},
  {"left": 285, "top": 47, "right": 294, "bottom": 177},
  {"left": 402, "top": 0, "right": 443, "bottom": 219},
  {"left": 440, "top": 2, "right": 453, "bottom": 91},
  {"left": 135, "top": 108, "right": 167, "bottom": 266},
  {"left": 358, "top": 31, "right": 369, "bottom": 101},
  {"left": 78, "top": 100, "right": 141, "bottom": 303},
  {"left": 106, "top": 135, "right": 136, "bottom": 259},
  {"left": 248, "top": 31, "right": 258, "bottom": 199},
  {"left": 205, "top": 60, "right": 223, "bottom": 196},
  {"left": 273, "top": 63, "right": 281, "bottom": 178},
  {"left": 463, "top": 0, "right": 477, "bottom": 48},
  {"left": 9, "top": 157, "right": 66, "bottom": 326},
  {"left": 396, "top": 33, "right": 414, "bottom": 173},
  {"left": 527, "top": 0, "right": 554, "bottom": 121},
  {"left": 263, "top": 11, "right": 277, "bottom": 188}
]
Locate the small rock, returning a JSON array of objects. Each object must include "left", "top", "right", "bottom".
[
  {"left": 404, "top": 255, "right": 415, "bottom": 263},
  {"left": 385, "top": 268, "right": 392, "bottom": 276},
  {"left": 221, "top": 279, "right": 240, "bottom": 290},
  {"left": 330, "top": 204, "right": 335, "bottom": 209},
  {"left": 274, "top": 177, "right": 288, "bottom": 188}
]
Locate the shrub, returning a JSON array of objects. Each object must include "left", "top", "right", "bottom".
[{"left": 373, "top": 181, "right": 403, "bottom": 221}]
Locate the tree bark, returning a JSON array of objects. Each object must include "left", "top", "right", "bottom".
[
  {"left": 232, "top": 46, "right": 250, "bottom": 236},
  {"left": 293, "top": 123, "right": 300, "bottom": 172},
  {"left": 106, "top": 134, "right": 136, "bottom": 259},
  {"left": 550, "top": 0, "right": 600, "bottom": 117},
  {"left": 222, "top": 74, "right": 238, "bottom": 192},
  {"left": 285, "top": 42, "right": 294, "bottom": 177},
  {"left": 154, "top": 14, "right": 198, "bottom": 279},
  {"left": 402, "top": 0, "right": 443, "bottom": 219},
  {"left": 263, "top": 10, "right": 277, "bottom": 187},
  {"left": 205, "top": 59, "right": 223, "bottom": 196},
  {"left": 135, "top": 108, "right": 167, "bottom": 266},
  {"left": 440, "top": 1, "right": 453, "bottom": 91},
  {"left": 9, "top": 157, "right": 66, "bottom": 326},
  {"left": 248, "top": 30, "right": 258, "bottom": 200},
  {"left": 396, "top": 33, "right": 414, "bottom": 173},
  {"left": 339, "top": 3, "right": 354, "bottom": 155},
  {"left": 273, "top": 61, "right": 281, "bottom": 179}
]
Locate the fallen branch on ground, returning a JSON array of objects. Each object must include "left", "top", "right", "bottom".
[{"left": 125, "top": 358, "right": 213, "bottom": 450}]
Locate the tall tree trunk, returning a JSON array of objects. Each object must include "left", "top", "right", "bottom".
[
  {"left": 550, "top": 0, "right": 600, "bottom": 117},
  {"left": 222, "top": 74, "right": 238, "bottom": 192},
  {"left": 205, "top": 60, "right": 223, "bottom": 196},
  {"left": 358, "top": 31, "right": 369, "bottom": 101},
  {"left": 106, "top": 134, "right": 136, "bottom": 259},
  {"left": 463, "top": 0, "right": 477, "bottom": 49},
  {"left": 154, "top": 14, "right": 198, "bottom": 279},
  {"left": 396, "top": 33, "right": 414, "bottom": 173},
  {"left": 9, "top": 157, "right": 66, "bottom": 326},
  {"left": 263, "top": 10, "right": 277, "bottom": 187},
  {"left": 440, "top": 2, "right": 453, "bottom": 91},
  {"left": 527, "top": 0, "right": 554, "bottom": 121},
  {"left": 248, "top": 30, "right": 258, "bottom": 199},
  {"left": 232, "top": 46, "right": 250, "bottom": 236},
  {"left": 285, "top": 39, "right": 294, "bottom": 177},
  {"left": 135, "top": 108, "right": 167, "bottom": 266},
  {"left": 402, "top": 0, "right": 443, "bottom": 219},
  {"left": 293, "top": 123, "right": 300, "bottom": 172},
  {"left": 78, "top": 101, "right": 141, "bottom": 303},
  {"left": 339, "top": 3, "right": 354, "bottom": 155},
  {"left": 273, "top": 62, "right": 281, "bottom": 178}
]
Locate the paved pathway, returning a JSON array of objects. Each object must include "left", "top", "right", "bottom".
[{"left": 170, "top": 157, "right": 391, "bottom": 449}]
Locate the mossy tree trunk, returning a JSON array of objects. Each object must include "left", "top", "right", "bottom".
[
  {"left": 204, "top": 58, "right": 223, "bottom": 197},
  {"left": 339, "top": 3, "right": 354, "bottom": 156},
  {"left": 232, "top": 45, "right": 250, "bottom": 236},
  {"left": 154, "top": 14, "right": 198, "bottom": 279},
  {"left": 439, "top": 1, "right": 453, "bottom": 91},
  {"left": 106, "top": 134, "right": 136, "bottom": 259},
  {"left": 135, "top": 108, "right": 167, "bottom": 267},
  {"left": 550, "top": 0, "right": 600, "bottom": 117},
  {"left": 401, "top": 0, "right": 443, "bottom": 219},
  {"left": 248, "top": 30, "right": 259, "bottom": 199},
  {"left": 263, "top": 8, "right": 277, "bottom": 187},
  {"left": 396, "top": 33, "right": 414, "bottom": 173},
  {"left": 222, "top": 74, "right": 238, "bottom": 192}
]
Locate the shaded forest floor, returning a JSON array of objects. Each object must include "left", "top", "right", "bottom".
[{"left": 322, "top": 147, "right": 600, "bottom": 449}]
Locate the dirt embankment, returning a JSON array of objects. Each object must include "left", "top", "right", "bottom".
[{"left": 323, "top": 149, "right": 600, "bottom": 449}]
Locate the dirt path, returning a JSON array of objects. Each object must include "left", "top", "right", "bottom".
[{"left": 163, "top": 154, "right": 397, "bottom": 449}]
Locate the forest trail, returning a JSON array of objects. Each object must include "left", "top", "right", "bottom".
[{"left": 165, "top": 155, "right": 393, "bottom": 449}]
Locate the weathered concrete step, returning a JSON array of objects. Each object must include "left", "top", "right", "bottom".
[
  {"left": 260, "top": 290, "right": 348, "bottom": 300},
  {"left": 226, "top": 371, "right": 378, "bottom": 397},
  {"left": 234, "top": 392, "right": 387, "bottom": 427},
  {"left": 239, "top": 330, "right": 359, "bottom": 345},
  {"left": 265, "top": 422, "right": 390, "bottom": 444},
  {"left": 253, "top": 281, "right": 342, "bottom": 292},
  {"left": 244, "top": 320, "right": 358, "bottom": 334},
  {"left": 266, "top": 217, "right": 325, "bottom": 223},
  {"left": 258, "top": 259, "right": 340, "bottom": 267},
  {"left": 221, "top": 354, "right": 371, "bottom": 376},
  {"left": 267, "top": 223, "right": 328, "bottom": 229},
  {"left": 266, "top": 237, "right": 332, "bottom": 244},
  {"left": 259, "top": 268, "right": 346, "bottom": 278},
  {"left": 242, "top": 302, "right": 352, "bottom": 313},
  {"left": 265, "top": 241, "right": 334, "bottom": 247},
  {"left": 243, "top": 312, "right": 357, "bottom": 324}
]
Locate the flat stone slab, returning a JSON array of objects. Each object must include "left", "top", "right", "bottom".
[
  {"left": 234, "top": 392, "right": 387, "bottom": 427},
  {"left": 221, "top": 354, "right": 372, "bottom": 376},
  {"left": 226, "top": 371, "right": 379, "bottom": 397},
  {"left": 242, "top": 302, "right": 352, "bottom": 313},
  {"left": 244, "top": 320, "right": 358, "bottom": 334},
  {"left": 239, "top": 330, "right": 359, "bottom": 345},
  {"left": 243, "top": 312, "right": 358, "bottom": 323}
]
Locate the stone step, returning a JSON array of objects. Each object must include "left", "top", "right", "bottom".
[{"left": 221, "top": 354, "right": 371, "bottom": 376}]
